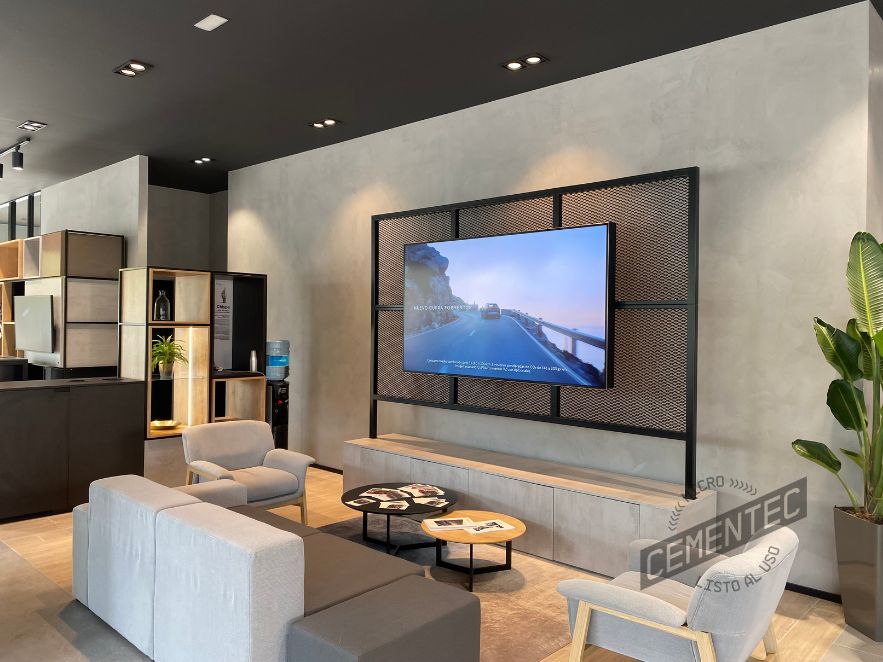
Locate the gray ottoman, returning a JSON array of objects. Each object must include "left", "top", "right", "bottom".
[{"left": 287, "top": 575, "right": 480, "bottom": 662}]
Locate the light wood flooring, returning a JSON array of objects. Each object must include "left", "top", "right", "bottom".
[{"left": 0, "top": 467, "right": 873, "bottom": 662}]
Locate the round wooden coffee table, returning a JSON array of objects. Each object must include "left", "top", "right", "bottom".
[{"left": 421, "top": 509, "right": 526, "bottom": 591}]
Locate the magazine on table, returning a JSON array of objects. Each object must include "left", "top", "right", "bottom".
[
  {"left": 412, "top": 497, "right": 449, "bottom": 508},
  {"left": 378, "top": 500, "right": 410, "bottom": 510},
  {"left": 464, "top": 519, "right": 515, "bottom": 534},
  {"left": 399, "top": 483, "right": 445, "bottom": 497},
  {"left": 423, "top": 517, "right": 475, "bottom": 531},
  {"left": 360, "top": 487, "right": 410, "bottom": 501},
  {"left": 344, "top": 497, "right": 375, "bottom": 507}
]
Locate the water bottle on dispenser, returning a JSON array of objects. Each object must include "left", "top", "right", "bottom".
[{"left": 265, "top": 340, "right": 290, "bottom": 448}]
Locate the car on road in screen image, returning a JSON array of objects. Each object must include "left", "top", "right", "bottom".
[{"left": 481, "top": 303, "right": 501, "bottom": 320}]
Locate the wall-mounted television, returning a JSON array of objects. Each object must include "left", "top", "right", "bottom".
[
  {"left": 14, "top": 295, "right": 54, "bottom": 353},
  {"left": 403, "top": 223, "right": 614, "bottom": 388}
]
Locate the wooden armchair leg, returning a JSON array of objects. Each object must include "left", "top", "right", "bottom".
[
  {"left": 762, "top": 624, "right": 780, "bottom": 660},
  {"left": 568, "top": 602, "right": 593, "bottom": 662},
  {"left": 186, "top": 469, "right": 195, "bottom": 485},
  {"left": 299, "top": 491, "right": 309, "bottom": 525},
  {"left": 695, "top": 631, "right": 717, "bottom": 662}
]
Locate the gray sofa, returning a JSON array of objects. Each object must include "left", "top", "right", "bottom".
[{"left": 72, "top": 475, "right": 480, "bottom": 662}]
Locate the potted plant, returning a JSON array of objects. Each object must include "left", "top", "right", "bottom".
[
  {"left": 151, "top": 335, "right": 188, "bottom": 380},
  {"left": 793, "top": 231, "right": 883, "bottom": 640}
]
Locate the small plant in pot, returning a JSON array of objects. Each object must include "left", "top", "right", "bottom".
[
  {"left": 794, "top": 231, "right": 883, "bottom": 641},
  {"left": 151, "top": 335, "right": 187, "bottom": 380}
]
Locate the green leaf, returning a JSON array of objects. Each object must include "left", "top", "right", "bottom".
[
  {"left": 847, "top": 318, "right": 875, "bottom": 379},
  {"left": 847, "top": 232, "right": 883, "bottom": 336},
  {"left": 841, "top": 448, "right": 865, "bottom": 470},
  {"left": 793, "top": 439, "right": 842, "bottom": 474},
  {"left": 827, "top": 379, "right": 867, "bottom": 431},
  {"left": 814, "top": 318, "right": 862, "bottom": 382}
]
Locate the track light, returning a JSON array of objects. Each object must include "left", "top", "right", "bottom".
[
  {"left": 0, "top": 164, "right": 3, "bottom": 179},
  {"left": 0, "top": 138, "right": 30, "bottom": 174},
  {"left": 12, "top": 149, "right": 23, "bottom": 171}
]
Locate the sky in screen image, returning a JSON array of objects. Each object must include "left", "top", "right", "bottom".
[{"left": 430, "top": 225, "right": 609, "bottom": 331}]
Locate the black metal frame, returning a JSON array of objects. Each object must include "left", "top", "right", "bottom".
[
  {"left": 370, "top": 167, "right": 699, "bottom": 498},
  {"left": 360, "top": 511, "right": 441, "bottom": 556},
  {"left": 435, "top": 539, "right": 513, "bottom": 592}
]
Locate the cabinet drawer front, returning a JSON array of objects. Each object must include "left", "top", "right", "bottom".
[
  {"left": 467, "top": 470, "right": 553, "bottom": 557},
  {"left": 554, "top": 489, "right": 639, "bottom": 577}
]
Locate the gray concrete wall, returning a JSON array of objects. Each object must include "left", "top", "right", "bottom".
[
  {"left": 40, "top": 155, "right": 147, "bottom": 266},
  {"left": 209, "top": 190, "right": 228, "bottom": 271},
  {"left": 228, "top": 4, "right": 874, "bottom": 592},
  {"left": 146, "top": 185, "right": 211, "bottom": 270}
]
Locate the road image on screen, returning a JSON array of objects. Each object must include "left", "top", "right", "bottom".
[{"left": 403, "top": 224, "right": 611, "bottom": 387}]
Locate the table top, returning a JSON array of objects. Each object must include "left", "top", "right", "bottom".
[
  {"left": 340, "top": 482, "right": 458, "bottom": 516},
  {"left": 420, "top": 510, "right": 527, "bottom": 544}
]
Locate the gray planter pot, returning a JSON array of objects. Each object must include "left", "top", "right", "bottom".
[
  {"left": 834, "top": 507, "right": 883, "bottom": 641},
  {"left": 158, "top": 362, "right": 173, "bottom": 380}
]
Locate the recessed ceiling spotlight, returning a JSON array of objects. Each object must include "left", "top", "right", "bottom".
[
  {"left": 192, "top": 157, "right": 213, "bottom": 164},
  {"left": 115, "top": 60, "right": 152, "bottom": 77},
  {"left": 502, "top": 54, "right": 548, "bottom": 71},
  {"left": 195, "top": 14, "right": 228, "bottom": 31},
  {"left": 312, "top": 118, "right": 339, "bottom": 129},
  {"left": 17, "top": 120, "right": 47, "bottom": 132}
]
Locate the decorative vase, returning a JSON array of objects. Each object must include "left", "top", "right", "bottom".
[
  {"left": 834, "top": 507, "right": 883, "bottom": 641},
  {"left": 154, "top": 290, "right": 171, "bottom": 322},
  {"left": 159, "top": 362, "right": 173, "bottom": 380}
]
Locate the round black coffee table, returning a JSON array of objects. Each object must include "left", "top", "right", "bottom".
[{"left": 341, "top": 482, "right": 457, "bottom": 555}]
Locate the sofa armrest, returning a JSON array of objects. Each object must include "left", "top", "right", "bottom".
[
  {"left": 557, "top": 579, "right": 687, "bottom": 627},
  {"left": 72, "top": 503, "right": 89, "bottom": 606},
  {"left": 188, "top": 460, "right": 234, "bottom": 482},
  {"left": 263, "top": 448, "right": 315, "bottom": 485},
  {"left": 628, "top": 539, "right": 728, "bottom": 587}
]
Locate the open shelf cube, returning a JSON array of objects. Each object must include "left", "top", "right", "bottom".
[
  {"left": 211, "top": 375, "right": 266, "bottom": 423},
  {"left": 0, "top": 240, "right": 22, "bottom": 281},
  {"left": 150, "top": 269, "right": 211, "bottom": 325},
  {"left": 21, "top": 237, "right": 40, "bottom": 279}
]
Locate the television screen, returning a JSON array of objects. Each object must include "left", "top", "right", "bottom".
[{"left": 403, "top": 224, "right": 613, "bottom": 388}]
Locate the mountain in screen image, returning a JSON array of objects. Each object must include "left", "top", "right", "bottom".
[{"left": 403, "top": 244, "right": 467, "bottom": 335}]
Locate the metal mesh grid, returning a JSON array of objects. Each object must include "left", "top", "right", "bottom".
[
  {"left": 458, "top": 196, "right": 553, "bottom": 239},
  {"left": 376, "top": 309, "right": 449, "bottom": 402},
  {"left": 457, "top": 378, "right": 550, "bottom": 416},
  {"left": 562, "top": 177, "right": 690, "bottom": 301},
  {"left": 377, "top": 212, "right": 451, "bottom": 306},
  {"left": 560, "top": 308, "right": 688, "bottom": 433}
]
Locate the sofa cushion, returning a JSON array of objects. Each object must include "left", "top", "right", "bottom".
[
  {"left": 176, "top": 478, "right": 248, "bottom": 507},
  {"left": 231, "top": 466, "right": 300, "bottom": 501},
  {"left": 609, "top": 571, "right": 695, "bottom": 613},
  {"left": 288, "top": 575, "right": 481, "bottom": 662},
  {"left": 301, "top": 532, "right": 424, "bottom": 615},
  {"left": 230, "top": 505, "right": 321, "bottom": 538}
]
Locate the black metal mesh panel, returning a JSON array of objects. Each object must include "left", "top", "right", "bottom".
[
  {"left": 562, "top": 177, "right": 690, "bottom": 301},
  {"left": 458, "top": 196, "right": 553, "bottom": 239},
  {"left": 560, "top": 308, "right": 688, "bottom": 433},
  {"left": 377, "top": 212, "right": 451, "bottom": 306},
  {"left": 457, "top": 377, "right": 550, "bottom": 416},
  {"left": 376, "top": 309, "right": 449, "bottom": 402}
]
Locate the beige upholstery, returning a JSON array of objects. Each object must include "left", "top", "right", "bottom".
[{"left": 182, "top": 420, "right": 315, "bottom": 523}]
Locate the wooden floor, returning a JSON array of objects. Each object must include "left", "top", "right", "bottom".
[{"left": 0, "top": 467, "right": 864, "bottom": 662}]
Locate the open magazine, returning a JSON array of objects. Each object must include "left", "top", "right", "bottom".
[
  {"left": 423, "top": 517, "right": 475, "bottom": 531},
  {"left": 464, "top": 519, "right": 515, "bottom": 535}
]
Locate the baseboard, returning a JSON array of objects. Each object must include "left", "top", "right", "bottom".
[
  {"left": 786, "top": 582, "right": 841, "bottom": 604},
  {"left": 313, "top": 463, "right": 343, "bottom": 475}
]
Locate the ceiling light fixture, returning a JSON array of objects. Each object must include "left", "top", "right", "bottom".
[
  {"left": 312, "top": 118, "right": 339, "bottom": 129},
  {"left": 12, "top": 149, "right": 23, "bottom": 171},
  {"left": 192, "top": 157, "right": 213, "bottom": 165},
  {"left": 17, "top": 120, "right": 47, "bottom": 132},
  {"left": 195, "top": 14, "right": 228, "bottom": 31},
  {"left": 0, "top": 164, "right": 3, "bottom": 179},
  {"left": 502, "top": 53, "right": 548, "bottom": 71},
  {"left": 115, "top": 60, "right": 153, "bottom": 77}
]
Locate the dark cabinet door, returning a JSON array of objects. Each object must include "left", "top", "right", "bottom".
[
  {"left": 0, "top": 388, "right": 69, "bottom": 519},
  {"left": 67, "top": 383, "right": 145, "bottom": 508}
]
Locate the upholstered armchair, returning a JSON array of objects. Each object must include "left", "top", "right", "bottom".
[
  {"left": 558, "top": 527, "right": 798, "bottom": 662},
  {"left": 182, "top": 420, "right": 315, "bottom": 523}
]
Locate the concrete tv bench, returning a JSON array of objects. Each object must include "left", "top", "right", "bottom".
[
  {"left": 72, "top": 475, "right": 480, "bottom": 662},
  {"left": 344, "top": 434, "right": 717, "bottom": 577}
]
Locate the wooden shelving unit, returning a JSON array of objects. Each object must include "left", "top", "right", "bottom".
[
  {"left": 0, "top": 240, "right": 22, "bottom": 281},
  {"left": 120, "top": 267, "right": 269, "bottom": 439}
]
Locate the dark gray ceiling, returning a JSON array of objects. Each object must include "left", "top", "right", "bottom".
[{"left": 0, "top": 0, "right": 864, "bottom": 200}]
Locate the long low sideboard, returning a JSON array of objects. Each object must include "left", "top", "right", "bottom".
[{"left": 343, "top": 434, "right": 717, "bottom": 577}]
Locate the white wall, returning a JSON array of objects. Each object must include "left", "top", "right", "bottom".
[
  {"left": 41, "top": 155, "right": 147, "bottom": 265},
  {"left": 228, "top": 4, "right": 877, "bottom": 592}
]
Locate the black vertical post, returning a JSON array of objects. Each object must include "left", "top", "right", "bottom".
[
  {"left": 449, "top": 209, "right": 459, "bottom": 406},
  {"left": 369, "top": 217, "right": 379, "bottom": 438},
  {"left": 26, "top": 195, "right": 35, "bottom": 237},
  {"left": 684, "top": 169, "right": 700, "bottom": 500},
  {"left": 7, "top": 199, "right": 15, "bottom": 240},
  {"left": 550, "top": 195, "right": 562, "bottom": 417}
]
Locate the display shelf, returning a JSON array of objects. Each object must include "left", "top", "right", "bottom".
[
  {"left": 1, "top": 321, "right": 17, "bottom": 357},
  {"left": 211, "top": 374, "right": 266, "bottom": 423},
  {"left": 0, "top": 240, "right": 22, "bottom": 281},
  {"left": 21, "top": 237, "right": 40, "bottom": 279},
  {"left": 149, "top": 268, "right": 211, "bottom": 325}
]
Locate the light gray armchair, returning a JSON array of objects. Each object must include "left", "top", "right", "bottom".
[
  {"left": 558, "top": 527, "right": 798, "bottom": 662},
  {"left": 182, "top": 420, "right": 315, "bottom": 523}
]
